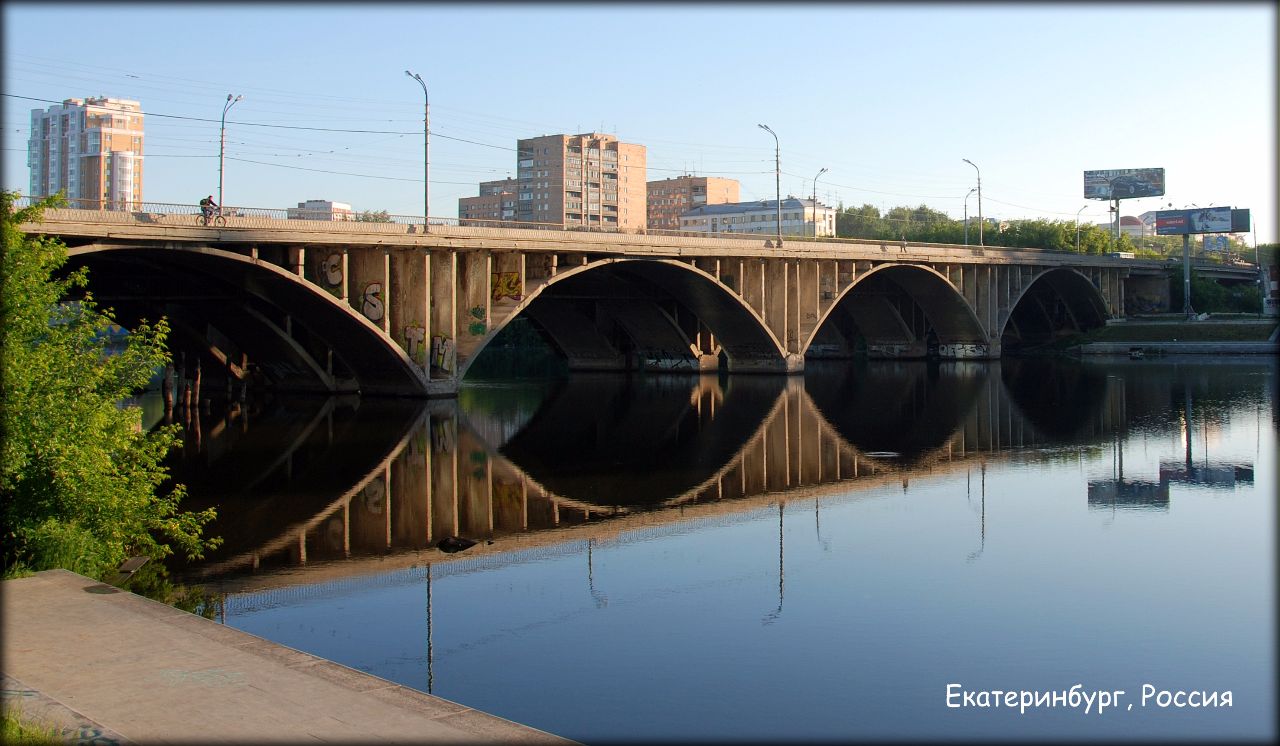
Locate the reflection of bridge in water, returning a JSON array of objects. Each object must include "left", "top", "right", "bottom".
[{"left": 176, "top": 361, "right": 1132, "bottom": 589}]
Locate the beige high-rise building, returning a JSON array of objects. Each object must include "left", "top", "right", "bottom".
[
  {"left": 516, "top": 133, "right": 646, "bottom": 232},
  {"left": 646, "top": 175, "right": 740, "bottom": 232},
  {"left": 679, "top": 198, "right": 837, "bottom": 237},
  {"left": 459, "top": 178, "right": 519, "bottom": 226},
  {"left": 28, "top": 97, "right": 144, "bottom": 209}
]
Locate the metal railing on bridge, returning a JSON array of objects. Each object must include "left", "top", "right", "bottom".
[{"left": 10, "top": 195, "right": 1258, "bottom": 270}]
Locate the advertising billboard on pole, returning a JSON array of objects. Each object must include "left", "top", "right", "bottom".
[
  {"left": 1155, "top": 207, "right": 1250, "bottom": 235},
  {"left": 1083, "top": 168, "right": 1166, "bottom": 200}
]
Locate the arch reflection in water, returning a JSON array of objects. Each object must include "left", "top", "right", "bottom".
[
  {"left": 174, "top": 359, "right": 1147, "bottom": 585},
  {"left": 167, "top": 359, "right": 1272, "bottom": 743}
]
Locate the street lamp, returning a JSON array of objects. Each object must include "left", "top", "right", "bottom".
[
  {"left": 963, "top": 187, "right": 977, "bottom": 245},
  {"left": 405, "top": 70, "right": 430, "bottom": 230},
  {"left": 758, "top": 123, "right": 782, "bottom": 246},
  {"left": 218, "top": 94, "right": 242, "bottom": 210},
  {"left": 962, "top": 158, "right": 982, "bottom": 246},
  {"left": 811, "top": 167, "right": 827, "bottom": 238},
  {"left": 1076, "top": 205, "right": 1088, "bottom": 253}
]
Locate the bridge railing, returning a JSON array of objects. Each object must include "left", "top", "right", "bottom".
[{"left": 9, "top": 195, "right": 1258, "bottom": 270}]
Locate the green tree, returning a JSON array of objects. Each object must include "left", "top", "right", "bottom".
[
  {"left": 1259, "top": 243, "right": 1279, "bottom": 265},
  {"left": 355, "top": 209, "right": 392, "bottom": 223},
  {"left": 836, "top": 203, "right": 889, "bottom": 239},
  {"left": 1, "top": 192, "right": 219, "bottom": 580}
]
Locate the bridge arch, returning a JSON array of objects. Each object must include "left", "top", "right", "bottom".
[
  {"left": 66, "top": 245, "right": 429, "bottom": 396},
  {"left": 807, "top": 263, "right": 990, "bottom": 359},
  {"left": 459, "top": 257, "right": 791, "bottom": 378},
  {"left": 999, "top": 266, "right": 1110, "bottom": 349}
]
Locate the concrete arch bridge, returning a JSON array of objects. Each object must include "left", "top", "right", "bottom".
[{"left": 23, "top": 205, "right": 1143, "bottom": 397}]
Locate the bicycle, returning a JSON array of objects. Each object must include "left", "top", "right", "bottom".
[{"left": 197, "top": 207, "right": 226, "bottom": 227}]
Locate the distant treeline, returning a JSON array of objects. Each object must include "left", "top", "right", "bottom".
[{"left": 834, "top": 203, "right": 1254, "bottom": 259}]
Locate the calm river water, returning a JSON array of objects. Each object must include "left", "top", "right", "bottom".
[{"left": 166, "top": 357, "right": 1276, "bottom": 743}]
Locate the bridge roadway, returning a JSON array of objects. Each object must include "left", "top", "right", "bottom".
[{"left": 23, "top": 205, "right": 1153, "bottom": 397}]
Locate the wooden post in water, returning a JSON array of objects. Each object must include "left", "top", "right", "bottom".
[
  {"left": 194, "top": 358, "right": 206, "bottom": 413},
  {"left": 161, "top": 362, "right": 174, "bottom": 414}
]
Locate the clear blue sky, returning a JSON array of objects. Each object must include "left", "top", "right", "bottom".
[{"left": 4, "top": 2, "right": 1275, "bottom": 243}]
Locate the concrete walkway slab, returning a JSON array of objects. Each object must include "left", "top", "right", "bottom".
[{"left": 2, "top": 569, "right": 574, "bottom": 744}]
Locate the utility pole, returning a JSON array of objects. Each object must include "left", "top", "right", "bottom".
[
  {"left": 759, "top": 124, "right": 782, "bottom": 246},
  {"left": 811, "top": 167, "right": 827, "bottom": 238},
  {"left": 963, "top": 158, "right": 982, "bottom": 246},
  {"left": 218, "top": 94, "right": 242, "bottom": 210},
  {"left": 405, "top": 70, "right": 430, "bottom": 231}
]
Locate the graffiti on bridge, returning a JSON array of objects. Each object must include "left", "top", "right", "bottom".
[
  {"left": 362, "top": 282, "right": 384, "bottom": 322},
  {"left": 403, "top": 325, "right": 427, "bottom": 366},
  {"left": 468, "top": 306, "right": 486, "bottom": 336},
  {"left": 937, "top": 343, "right": 988, "bottom": 358},
  {"left": 867, "top": 343, "right": 917, "bottom": 358},
  {"left": 431, "top": 335, "right": 455, "bottom": 373},
  {"left": 644, "top": 352, "right": 696, "bottom": 371},
  {"left": 491, "top": 271, "right": 522, "bottom": 302}
]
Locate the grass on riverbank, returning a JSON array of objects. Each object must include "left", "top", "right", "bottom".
[
  {"left": 1, "top": 710, "right": 64, "bottom": 744},
  {"left": 1083, "top": 320, "right": 1278, "bottom": 343},
  {"left": 1033, "top": 318, "right": 1278, "bottom": 353}
]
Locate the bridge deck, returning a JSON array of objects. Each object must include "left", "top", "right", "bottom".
[{"left": 2, "top": 569, "right": 572, "bottom": 744}]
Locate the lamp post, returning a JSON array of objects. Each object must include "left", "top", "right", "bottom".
[
  {"left": 218, "top": 94, "right": 242, "bottom": 211},
  {"left": 405, "top": 70, "right": 430, "bottom": 230},
  {"left": 962, "top": 158, "right": 982, "bottom": 246},
  {"left": 963, "top": 187, "right": 977, "bottom": 245},
  {"left": 811, "top": 167, "right": 827, "bottom": 238},
  {"left": 1076, "top": 205, "right": 1087, "bottom": 253},
  {"left": 758, "top": 124, "right": 782, "bottom": 246}
]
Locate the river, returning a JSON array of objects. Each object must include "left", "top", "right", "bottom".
[{"left": 162, "top": 357, "right": 1276, "bottom": 742}]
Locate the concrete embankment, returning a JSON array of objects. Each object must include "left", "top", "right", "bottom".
[
  {"left": 1074, "top": 318, "right": 1279, "bottom": 356},
  {"left": 2, "top": 569, "right": 574, "bottom": 744},
  {"left": 1077, "top": 341, "right": 1278, "bottom": 355}
]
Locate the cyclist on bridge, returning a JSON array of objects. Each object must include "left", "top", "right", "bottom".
[{"left": 199, "top": 195, "right": 217, "bottom": 220}]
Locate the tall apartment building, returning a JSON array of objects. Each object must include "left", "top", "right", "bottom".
[
  {"left": 516, "top": 133, "right": 646, "bottom": 232},
  {"left": 646, "top": 175, "right": 739, "bottom": 232},
  {"left": 28, "top": 97, "right": 144, "bottom": 209},
  {"left": 678, "top": 198, "right": 837, "bottom": 237},
  {"left": 458, "top": 178, "right": 518, "bottom": 226}
]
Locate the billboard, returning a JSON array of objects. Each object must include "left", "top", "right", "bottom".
[
  {"left": 1083, "top": 168, "right": 1166, "bottom": 200},
  {"left": 1202, "top": 235, "right": 1229, "bottom": 252},
  {"left": 1155, "top": 207, "right": 1250, "bottom": 235}
]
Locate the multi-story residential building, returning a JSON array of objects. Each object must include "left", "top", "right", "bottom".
[
  {"left": 458, "top": 178, "right": 518, "bottom": 226},
  {"left": 678, "top": 198, "right": 837, "bottom": 237},
  {"left": 646, "top": 175, "right": 739, "bottom": 232},
  {"left": 516, "top": 133, "right": 646, "bottom": 232},
  {"left": 286, "top": 199, "right": 354, "bottom": 221},
  {"left": 28, "top": 97, "right": 144, "bottom": 210}
]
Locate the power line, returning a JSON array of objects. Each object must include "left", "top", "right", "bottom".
[
  {"left": 2, "top": 93, "right": 512, "bottom": 147},
  {"left": 225, "top": 156, "right": 480, "bottom": 186}
]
